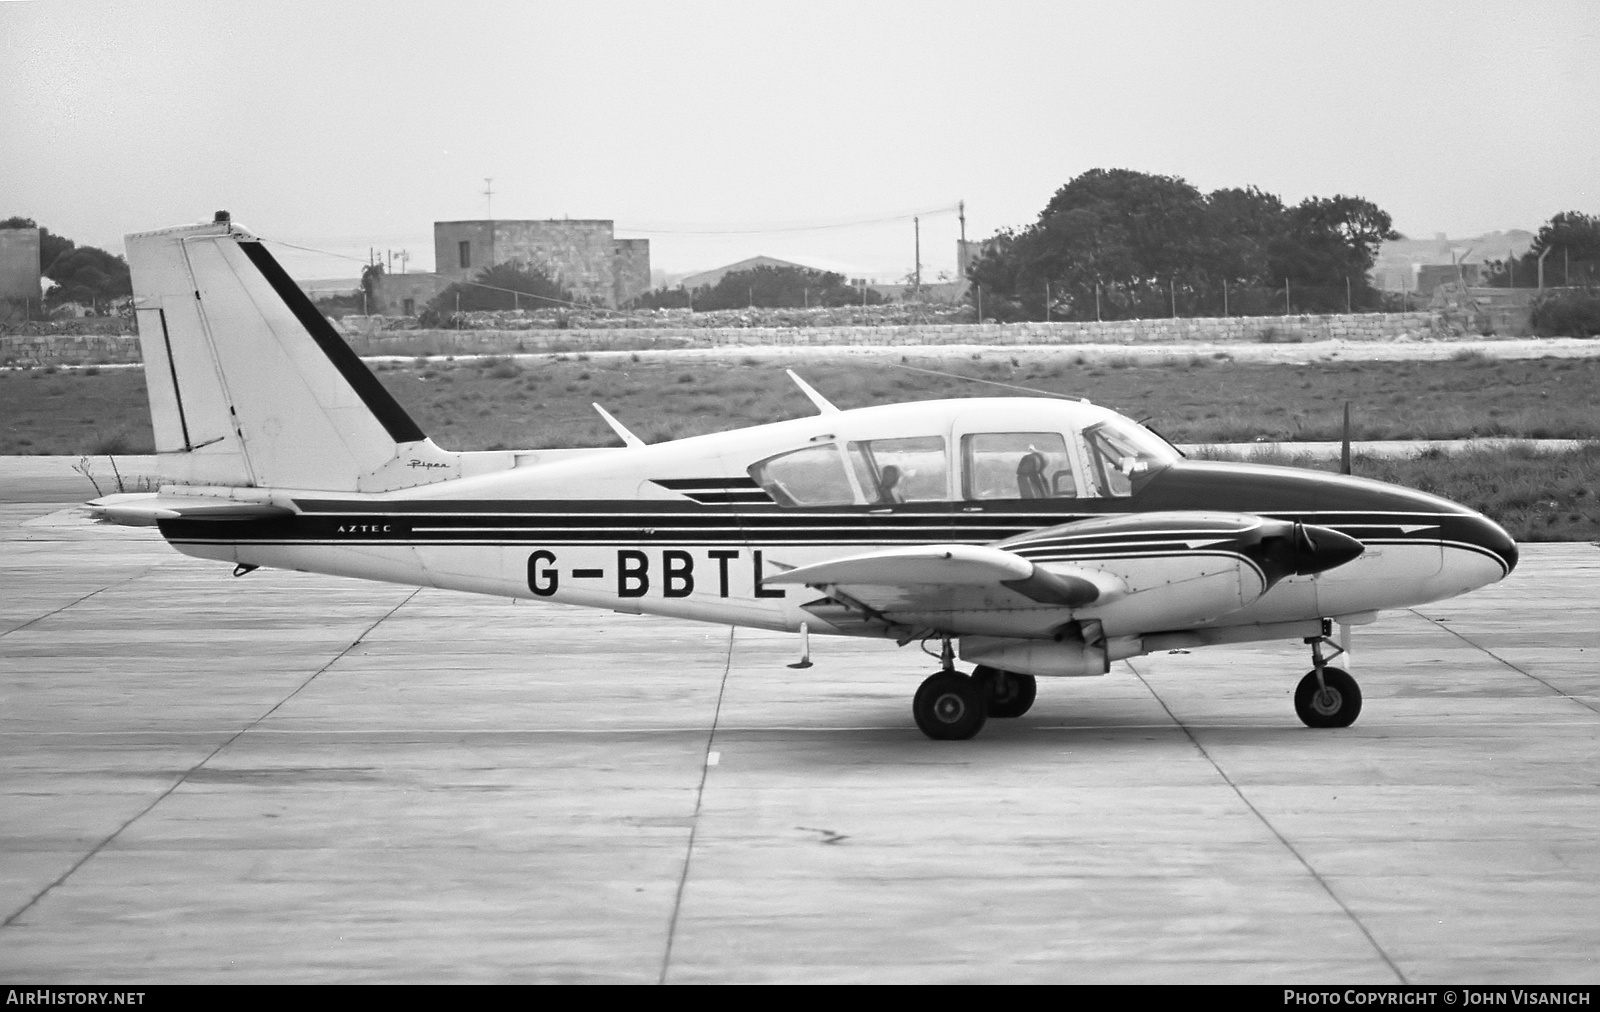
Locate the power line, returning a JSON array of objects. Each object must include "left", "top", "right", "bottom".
[{"left": 616, "top": 204, "right": 962, "bottom": 236}]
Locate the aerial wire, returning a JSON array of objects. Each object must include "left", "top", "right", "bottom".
[
  {"left": 616, "top": 203, "right": 962, "bottom": 235},
  {"left": 885, "top": 361, "right": 1084, "bottom": 401}
]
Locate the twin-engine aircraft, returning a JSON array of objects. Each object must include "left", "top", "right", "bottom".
[{"left": 92, "top": 215, "right": 1518, "bottom": 739}]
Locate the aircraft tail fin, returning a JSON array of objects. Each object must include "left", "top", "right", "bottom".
[{"left": 126, "top": 214, "right": 460, "bottom": 492}]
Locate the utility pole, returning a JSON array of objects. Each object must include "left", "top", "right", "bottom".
[
  {"left": 1346, "top": 275, "right": 1352, "bottom": 314},
  {"left": 1285, "top": 278, "right": 1291, "bottom": 316},
  {"left": 483, "top": 178, "right": 495, "bottom": 219},
  {"left": 957, "top": 200, "right": 967, "bottom": 282},
  {"left": 1539, "top": 246, "right": 1552, "bottom": 290},
  {"left": 1222, "top": 279, "right": 1228, "bottom": 317},
  {"left": 913, "top": 216, "right": 921, "bottom": 298},
  {"left": 1170, "top": 277, "right": 1176, "bottom": 318},
  {"left": 1044, "top": 281, "right": 1050, "bottom": 322},
  {"left": 1095, "top": 282, "right": 1101, "bottom": 321}
]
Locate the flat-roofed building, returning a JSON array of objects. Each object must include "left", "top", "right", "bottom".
[
  {"left": 433, "top": 219, "right": 649, "bottom": 308},
  {"left": 0, "top": 226, "right": 42, "bottom": 301}
]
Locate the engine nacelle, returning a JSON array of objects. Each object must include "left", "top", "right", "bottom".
[{"left": 960, "top": 629, "right": 1109, "bottom": 678}]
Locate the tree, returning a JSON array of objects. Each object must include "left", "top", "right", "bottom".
[
  {"left": 1483, "top": 211, "right": 1600, "bottom": 288},
  {"left": 1205, "top": 186, "right": 1287, "bottom": 285},
  {"left": 44, "top": 246, "right": 133, "bottom": 308},
  {"left": 428, "top": 261, "right": 573, "bottom": 315},
  {"left": 3, "top": 217, "right": 134, "bottom": 310},
  {"left": 691, "top": 264, "right": 879, "bottom": 311},
  {"left": 965, "top": 170, "right": 1399, "bottom": 320},
  {"left": 359, "top": 262, "right": 384, "bottom": 312}
]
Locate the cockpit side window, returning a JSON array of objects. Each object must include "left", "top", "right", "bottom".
[
  {"left": 847, "top": 437, "right": 948, "bottom": 503},
  {"left": 748, "top": 444, "right": 861, "bottom": 507},
  {"left": 962, "top": 432, "right": 1076, "bottom": 500},
  {"left": 1083, "top": 418, "right": 1175, "bottom": 497}
]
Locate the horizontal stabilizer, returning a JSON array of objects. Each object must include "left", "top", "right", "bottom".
[{"left": 88, "top": 492, "right": 291, "bottom": 527}]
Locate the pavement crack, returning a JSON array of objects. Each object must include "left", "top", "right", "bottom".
[
  {"left": 2, "top": 561, "right": 172, "bottom": 637},
  {"left": 1125, "top": 658, "right": 1409, "bottom": 984},
  {"left": 658, "top": 624, "right": 735, "bottom": 985},
  {"left": 0, "top": 588, "right": 422, "bottom": 931},
  {"left": 1410, "top": 608, "right": 1600, "bottom": 716}
]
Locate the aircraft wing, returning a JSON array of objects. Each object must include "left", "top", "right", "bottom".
[
  {"left": 87, "top": 492, "right": 292, "bottom": 527},
  {"left": 763, "top": 511, "right": 1364, "bottom": 640},
  {"left": 764, "top": 543, "right": 1126, "bottom": 612}
]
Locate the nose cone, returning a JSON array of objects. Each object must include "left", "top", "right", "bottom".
[
  {"left": 1458, "top": 511, "right": 1519, "bottom": 577},
  {"left": 1293, "top": 523, "right": 1366, "bottom": 576}
]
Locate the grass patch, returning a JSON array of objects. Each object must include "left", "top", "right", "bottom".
[{"left": 7, "top": 353, "right": 1598, "bottom": 457}]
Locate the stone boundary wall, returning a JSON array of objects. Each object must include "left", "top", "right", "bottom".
[
  {"left": 3, "top": 311, "right": 1447, "bottom": 364},
  {"left": 1, "top": 333, "right": 142, "bottom": 364},
  {"left": 347, "top": 311, "right": 1447, "bottom": 353}
]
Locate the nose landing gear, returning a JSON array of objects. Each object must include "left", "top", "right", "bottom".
[{"left": 1295, "top": 622, "right": 1362, "bottom": 728}]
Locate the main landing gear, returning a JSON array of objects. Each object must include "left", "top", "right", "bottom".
[
  {"left": 912, "top": 638, "right": 1038, "bottom": 740},
  {"left": 1294, "top": 621, "right": 1362, "bottom": 728}
]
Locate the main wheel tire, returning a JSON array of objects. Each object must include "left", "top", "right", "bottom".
[
  {"left": 974, "top": 665, "right": 1037, "bottom": 719},
  {"left": 1294, "top": 667, "right": 1362, "bottom": 728},
  {"left": 913, "top": 671, "right": 988, "bottom": 740}
]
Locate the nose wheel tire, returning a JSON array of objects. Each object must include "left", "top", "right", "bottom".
[
  {"left": 974, "top": 665, "right": 1037, "bottom": 719},
  {"left": 1294, "top": 667, "right": 1362, "bottom": 728},
  {"left": 913, "top": 671, "right": 988, "bottom": 740}
]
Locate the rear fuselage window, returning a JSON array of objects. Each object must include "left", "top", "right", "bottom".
[
  {"left": 963, "top": 432, "right": 1076, "bottom": 500},
  {"left": 750, "top": 436, "right": 950, "bottom": 507},
  {"left": 847, "top": 436, "right": 948, "bottom": 503},
  {"left": 749, "top": 444, "right": 859, "bottom": 507}
]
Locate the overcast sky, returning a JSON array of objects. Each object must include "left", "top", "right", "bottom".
[{"left": 3, "top": 0, "right": 1596, "bottom": 281}]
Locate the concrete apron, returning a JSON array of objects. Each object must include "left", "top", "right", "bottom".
[{"left": 2, "top": 467, "right": 1598, "bottom": 983}]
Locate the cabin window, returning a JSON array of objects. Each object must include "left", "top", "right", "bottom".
[
  {"left": 846, "top": 436, "right": 948, "bottom": 503},
  {"left": 458, "top": 241, "right": 472, "bottom": 269},
  {"left": 1083, "top": 418, "right": 1175, "bottom": 497},
  {"left": 749, "top": 444, "right": 859, "bottom": 507},
  {"left": 962, "top": 432, "right": 1076, "bottom": 500}
]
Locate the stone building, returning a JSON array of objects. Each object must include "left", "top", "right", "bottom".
[
  {"left": 371, "top": 273, "right": 453, "bottom": 317},
  {"left": 0, "top": 226, "right": 42, "bottom": 302},
  {"left": 433, "top": 219, "right": 650, "bottom": 309}
]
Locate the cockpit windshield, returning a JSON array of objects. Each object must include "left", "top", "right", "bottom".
[{"left": 1082, "top": 417, "right": 1178, "bottom": 497}]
